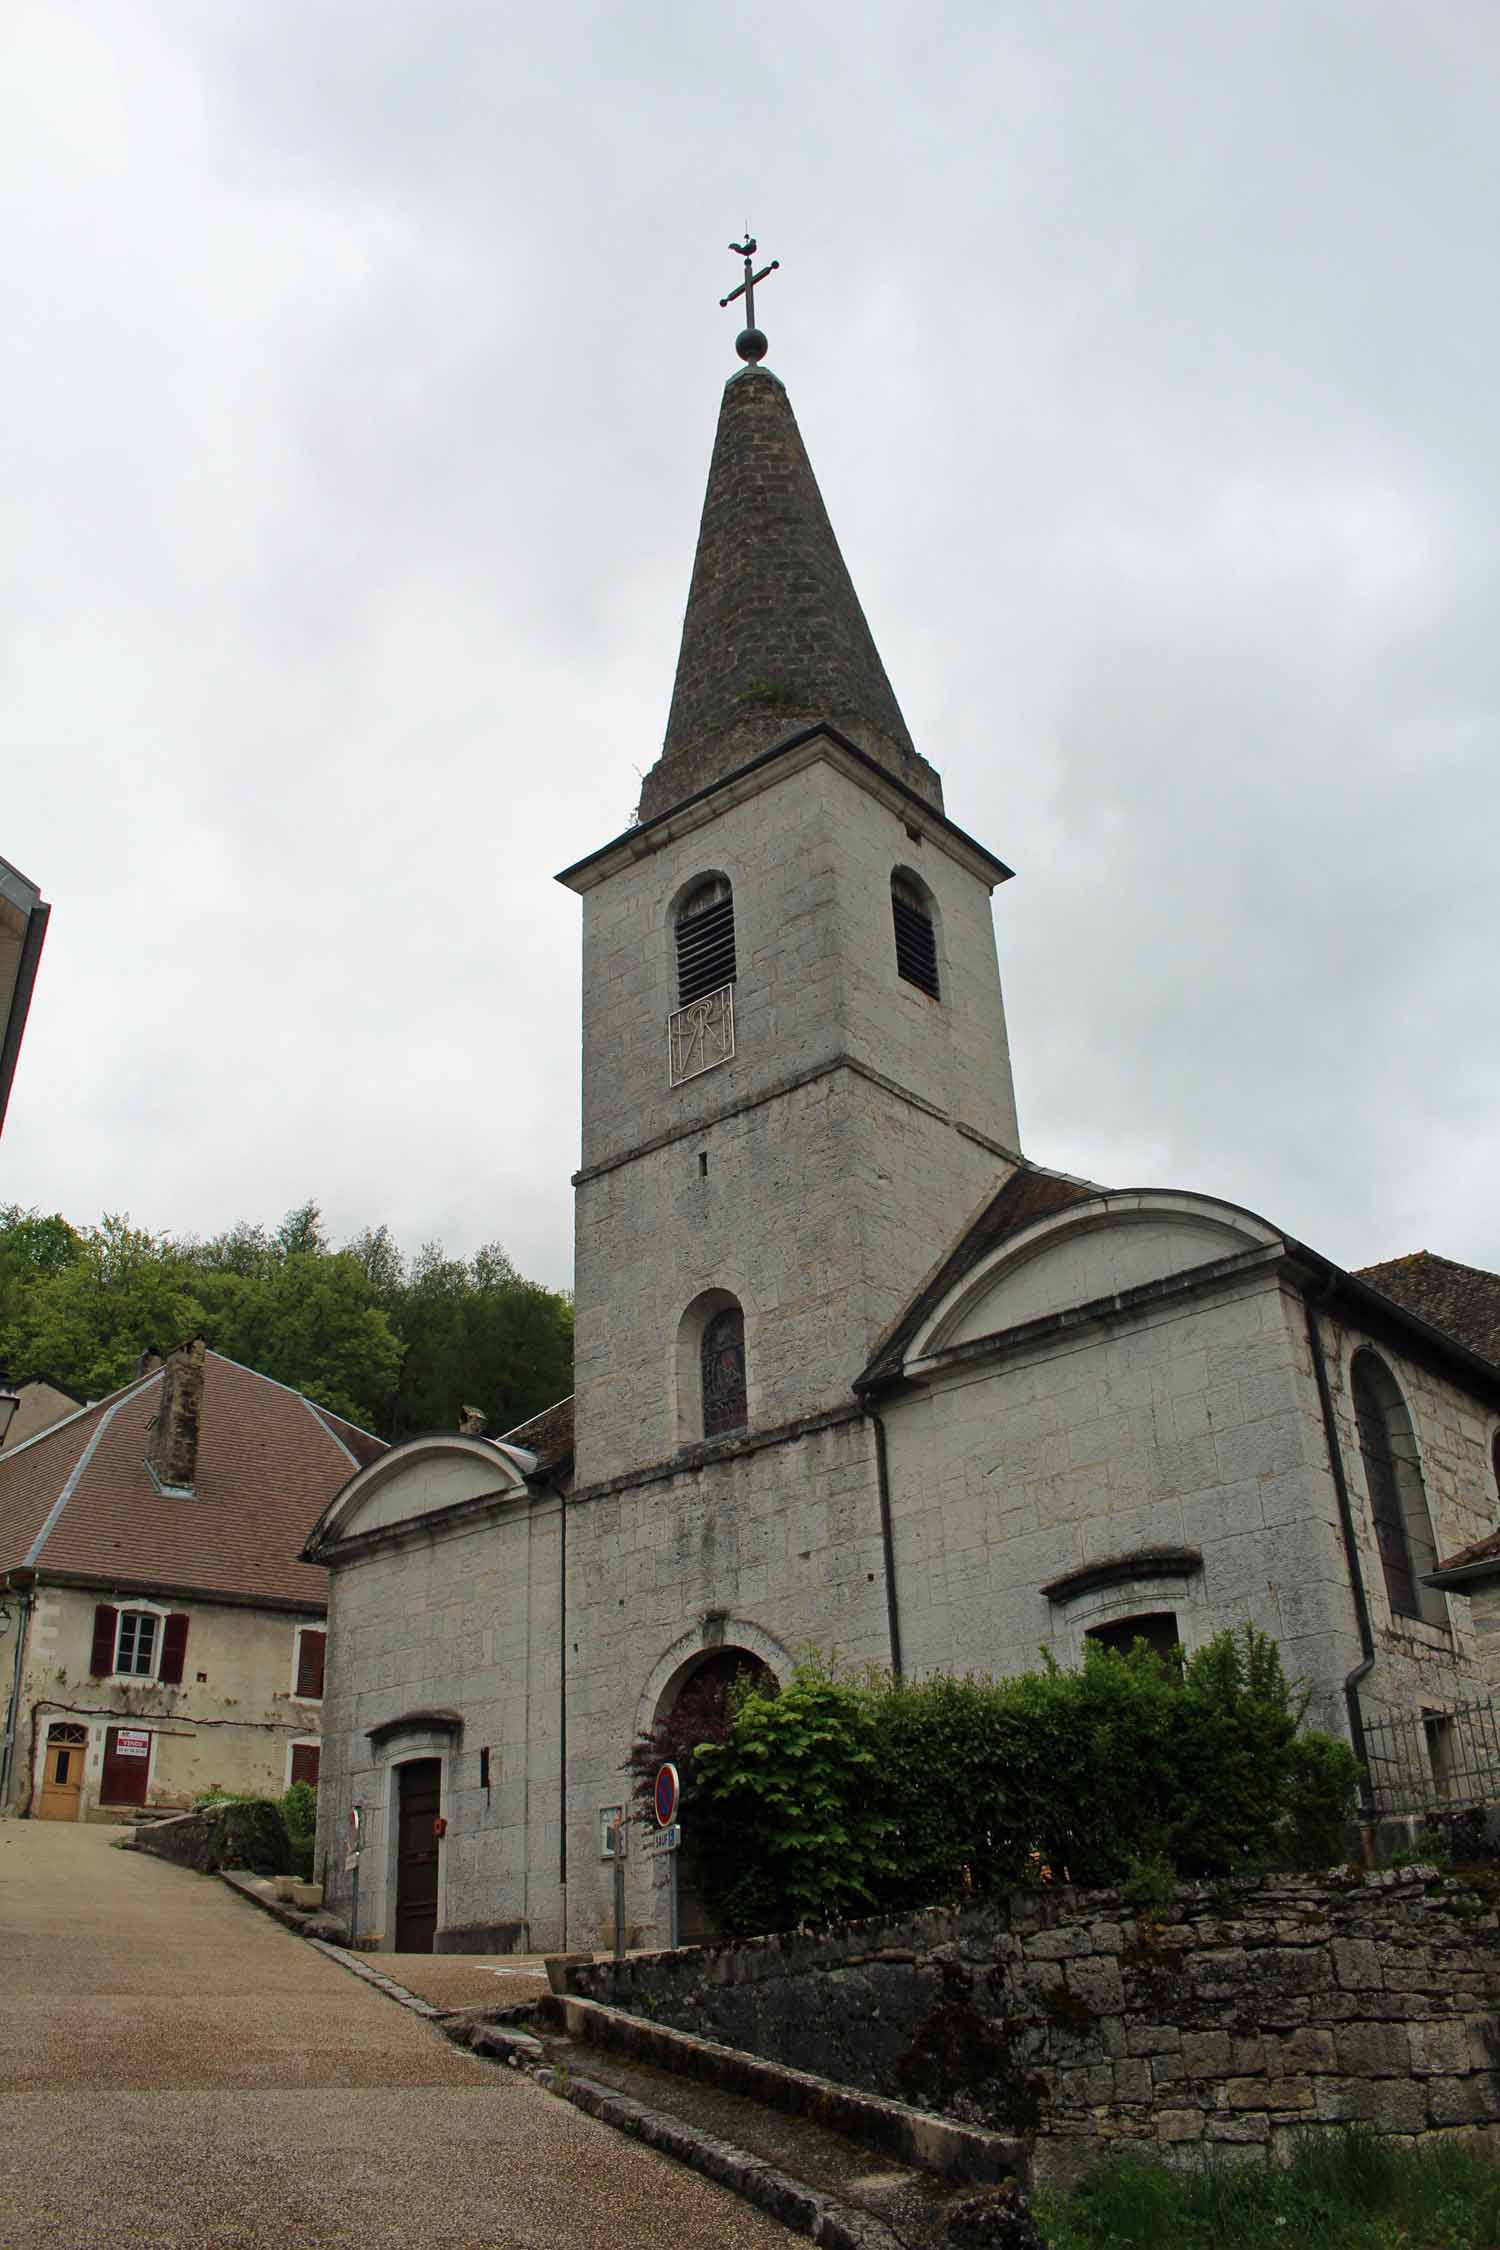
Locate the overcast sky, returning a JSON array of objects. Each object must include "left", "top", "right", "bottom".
[{"left": 4, "top": 1, "right": 1497, "bottom": 1294}]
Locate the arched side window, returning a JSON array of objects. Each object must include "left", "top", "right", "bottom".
[
  {"left": 1351, "top": 1350, "right": 1445, "bottom": 1627},
  {"left": 891, "top": 871, "right": 940, "bottom": 1000},
  {"left": 701, "top": 1303, "right": 747, "bottom": 1440},
  {"left": 675, "top": 875, "right": 736, "bottom": 1007}
]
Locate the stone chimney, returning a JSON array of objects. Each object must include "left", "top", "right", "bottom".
[
  {"left": 458, "top": 1405, "right": 487, "bottom": 1438},
  {"left": 147, "top": 1337, "right": 206, "bottom": 1492}
]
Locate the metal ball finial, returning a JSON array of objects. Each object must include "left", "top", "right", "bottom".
[{"left": 736, "top": 327, "right": 768, "bottom": 365}]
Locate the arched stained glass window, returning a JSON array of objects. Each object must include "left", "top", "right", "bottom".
[
  {"left": 701, "top": 1304, "right": 747, "bottom": 1440},
  {"left": 1351, "top": 1351, "right": 1445, "bottom": 1627}
]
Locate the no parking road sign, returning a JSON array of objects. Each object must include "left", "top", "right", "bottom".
[
  {"left": 653, "top": 1761, "right": 680, "bottom": 1829},
  {"left": 653, "top": 1763, "right": 683, "bottom": 1948}
]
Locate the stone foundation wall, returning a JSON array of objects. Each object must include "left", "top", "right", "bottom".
[{"left": 570, "top": 1869, "right": 1500, "bottom": 2186}]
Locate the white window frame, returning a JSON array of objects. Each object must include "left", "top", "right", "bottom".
[
  {"left": 110, "top": 1600, "right": 170, "bottom": 1682},
  {"left": 290, "top": 1623, "right": 327, "bottom": 1703}
]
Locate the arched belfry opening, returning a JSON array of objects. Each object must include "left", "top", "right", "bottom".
[{"left": 632, "top": 1642, "right": 777, "bottom": 1943}]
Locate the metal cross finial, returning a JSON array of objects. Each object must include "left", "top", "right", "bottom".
[{"left": 720, "top": 237, "right": 779, "bottom": 365}]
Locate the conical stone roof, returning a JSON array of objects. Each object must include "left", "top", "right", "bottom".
[{"left": 637, "top": 366, "right": 943, "bottom": 822}]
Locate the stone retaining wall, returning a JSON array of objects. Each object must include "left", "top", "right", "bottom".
[{"left": 569, "top": 1868, "right": 1500, "bottom": 2186}]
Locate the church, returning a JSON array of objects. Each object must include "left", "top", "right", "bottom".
[{"left": 305, "top": 280, "right": 1500, "bottom": 1956}]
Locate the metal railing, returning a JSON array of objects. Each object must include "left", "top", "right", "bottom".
[{"left": 1361, "top": 1696, "right": 1500, "bottom": 1815}]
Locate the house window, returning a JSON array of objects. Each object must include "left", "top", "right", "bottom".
[
  {"left": 1086, "top": 1612, "right": 1181, "bottom": 1667},
  {"left": 117, "top": 1610, "right": 158, "bottom": 1677},
  {"left": 891, "top": 871, "right": 940, "bottom": 999},
  {"left": 1351, "top": 1351, "right": 1445, "bottom": 1627},
  {"left": 289, "top": 1741, "right": 321, "bottom": 1790},
  {"left": 701, "top": 1304, "right": 748, "bottom": 1440},
  {"left": 675, "top": 875, "right": 736, "bottom": 1006},
  {"left": 293, "top": 1627, "right": 327, "bottom": 1701},
  {"left": 88, "top": 1603, "right": 189, "bottom": 1683}
]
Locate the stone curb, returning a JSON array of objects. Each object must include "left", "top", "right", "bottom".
[
  {"left": 525, "top": 2061, "right": 901, "bottom": 2250},
  {"left": 219, "top": 1869, "right": 330, "bottom": 1940},
  {"left": 251, "top": 1904, "right": 897, "bottom": 2247},
  {"left": 304, "top": 1937, "right": 442, "bottom": 2018}
]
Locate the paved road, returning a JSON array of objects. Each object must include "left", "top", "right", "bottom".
[{"left": 0, "top": 1820, "right": 798, "bottom": 2250}]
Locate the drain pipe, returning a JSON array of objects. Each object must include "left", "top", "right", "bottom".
[
  {"left": 557, "top": 1479, "right": 568, "bottom": 1951},
  {"left": 867, "top": 1407, "right": 904, "bottom": 1680},
  {"left": 0, "top": 1575, "right": 32, "bottom": 1811},
  {"left": 1302, "top": 1289, "right": 1375, "bottom": 1803}
]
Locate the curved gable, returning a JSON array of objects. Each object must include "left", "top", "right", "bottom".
[
  {"left": 307, "top": 1433, "right": 535, "bottom": 1555},
  {"left": 908, "top": 1191, "right": 1284, "bottom": 1364}
]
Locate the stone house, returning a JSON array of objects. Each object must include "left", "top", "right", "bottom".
[
  {"left": 0, "top": 1339, "right": 382, "bottom": 1821},
  {"left": 0, "top": 1374, "right": 88, "bottom": 1454},
  {"left": 0, "top": 848, "right": 49, "bottom": 1140},
  {"left": 305, "top": 337, "right": 1500, "bottom": 1956}
]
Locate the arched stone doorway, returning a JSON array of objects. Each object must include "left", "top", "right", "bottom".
[{"left": 634, "top": 1639, "right": 779, "bottom": 1944}]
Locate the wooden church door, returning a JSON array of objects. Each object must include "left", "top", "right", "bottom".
[{"left": 394, "top": 1759, "right": 441, "bottom": 1952}]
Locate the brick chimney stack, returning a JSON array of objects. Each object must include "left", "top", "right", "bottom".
[{"left": 148, "top": 1337, "right": 206, "bottom": 1492}]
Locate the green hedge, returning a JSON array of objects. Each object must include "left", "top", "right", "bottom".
[{"left": 682, "top": 1628, "right": 1362, "bottom": 1936}]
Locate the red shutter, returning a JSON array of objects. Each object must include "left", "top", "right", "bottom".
[
  {"left": 89, "top": 1605, "right": 118, "bottom": 1676},
  {"left": 290, "top": 1742, "right": 320, "bottom": 1788},
  {"left": 296, "top": 1629, "right": 326, "bottom": 1700},
  {"left": 158, "top": 1612, "right": 190, "bottom": 1684}
]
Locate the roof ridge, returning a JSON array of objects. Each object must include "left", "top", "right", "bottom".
[
  {"left": 22, "top": 1384, "right": 147, "bottom": 1566},
  {"left": 207, "top": 1349, "right": 385, "bottom": 1462},
  {"left": 0, "top": 1367, "right": 161, "bottom": 1471},
  {"left": 1358, "top": 1249, "right": 1500, "bottom": 1285}
]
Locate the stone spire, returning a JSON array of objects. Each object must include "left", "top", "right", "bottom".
[{"left": 637, "top": 366, "right": 943, "bottom": 823}]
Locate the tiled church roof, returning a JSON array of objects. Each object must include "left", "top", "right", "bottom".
[
  {"left": 1354, "top": 1251, "right": 1500, "bottom": 1372},
  {"left": 500, "top": 1393, "right": 574, "bottom": 1476},
  {"left": 0, "top": 1352, "right": 382, "bottom": 1607}
]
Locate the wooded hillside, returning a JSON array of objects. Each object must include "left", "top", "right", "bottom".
[{"left": 0, "top": 1201, "right": 572, "bottom": 1441}]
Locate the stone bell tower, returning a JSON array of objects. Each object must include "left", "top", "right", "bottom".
[{"left": 558, "top": 268, "right": 1022, "bottom": 1492}]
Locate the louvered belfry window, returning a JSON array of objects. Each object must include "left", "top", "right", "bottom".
[
  {"left": 701, "top": 1304, "right": 748, "bottom": 1440},
  {"left": 676, "top": 876, "right": 736, "bottom": 1007},
  {"left": 891, "top": 873, "right": 940, "bottom": 1000}
]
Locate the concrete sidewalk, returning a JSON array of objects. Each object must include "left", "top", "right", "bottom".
[{"left": 0, "top": 1819, "right": 798, "bottom": 2249}]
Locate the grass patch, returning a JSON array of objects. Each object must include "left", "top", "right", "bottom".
[{"left": 1033, "top": 2129, "right": 1500, "bottom": 2249}]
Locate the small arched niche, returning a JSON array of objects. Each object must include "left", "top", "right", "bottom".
[{"left": 676, "top": 1288, "right": 748, "bottom": 1446}]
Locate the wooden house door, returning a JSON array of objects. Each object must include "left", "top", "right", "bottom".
[
  {"left": 38, "top": 1724, "right": 88, "bottom": 1821},
  {"left": 100, "top": 1726, "right": 152, "bottom": 1808},
  {"left": 394, "top": 1759, "right": 441, "bottom": 1953}
]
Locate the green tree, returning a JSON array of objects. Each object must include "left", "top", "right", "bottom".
[
  {"left": 690, "top": 1657, "right": 895, "bottom": 1932},
  {"left": 2, "top": 1214, "right": 205, "bottom": 1398},
  {"left": 390, "top": 1240, "right": 571, "bottom": 1439}
]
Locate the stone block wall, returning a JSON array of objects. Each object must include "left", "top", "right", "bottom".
[{"left": 569, "top": 1869, "right": 1500, "bottom": 2187}]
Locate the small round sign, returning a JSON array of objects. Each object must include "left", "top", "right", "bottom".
[{"left": 653, "top": 1761, "right": 680, "bottom": 1829}]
